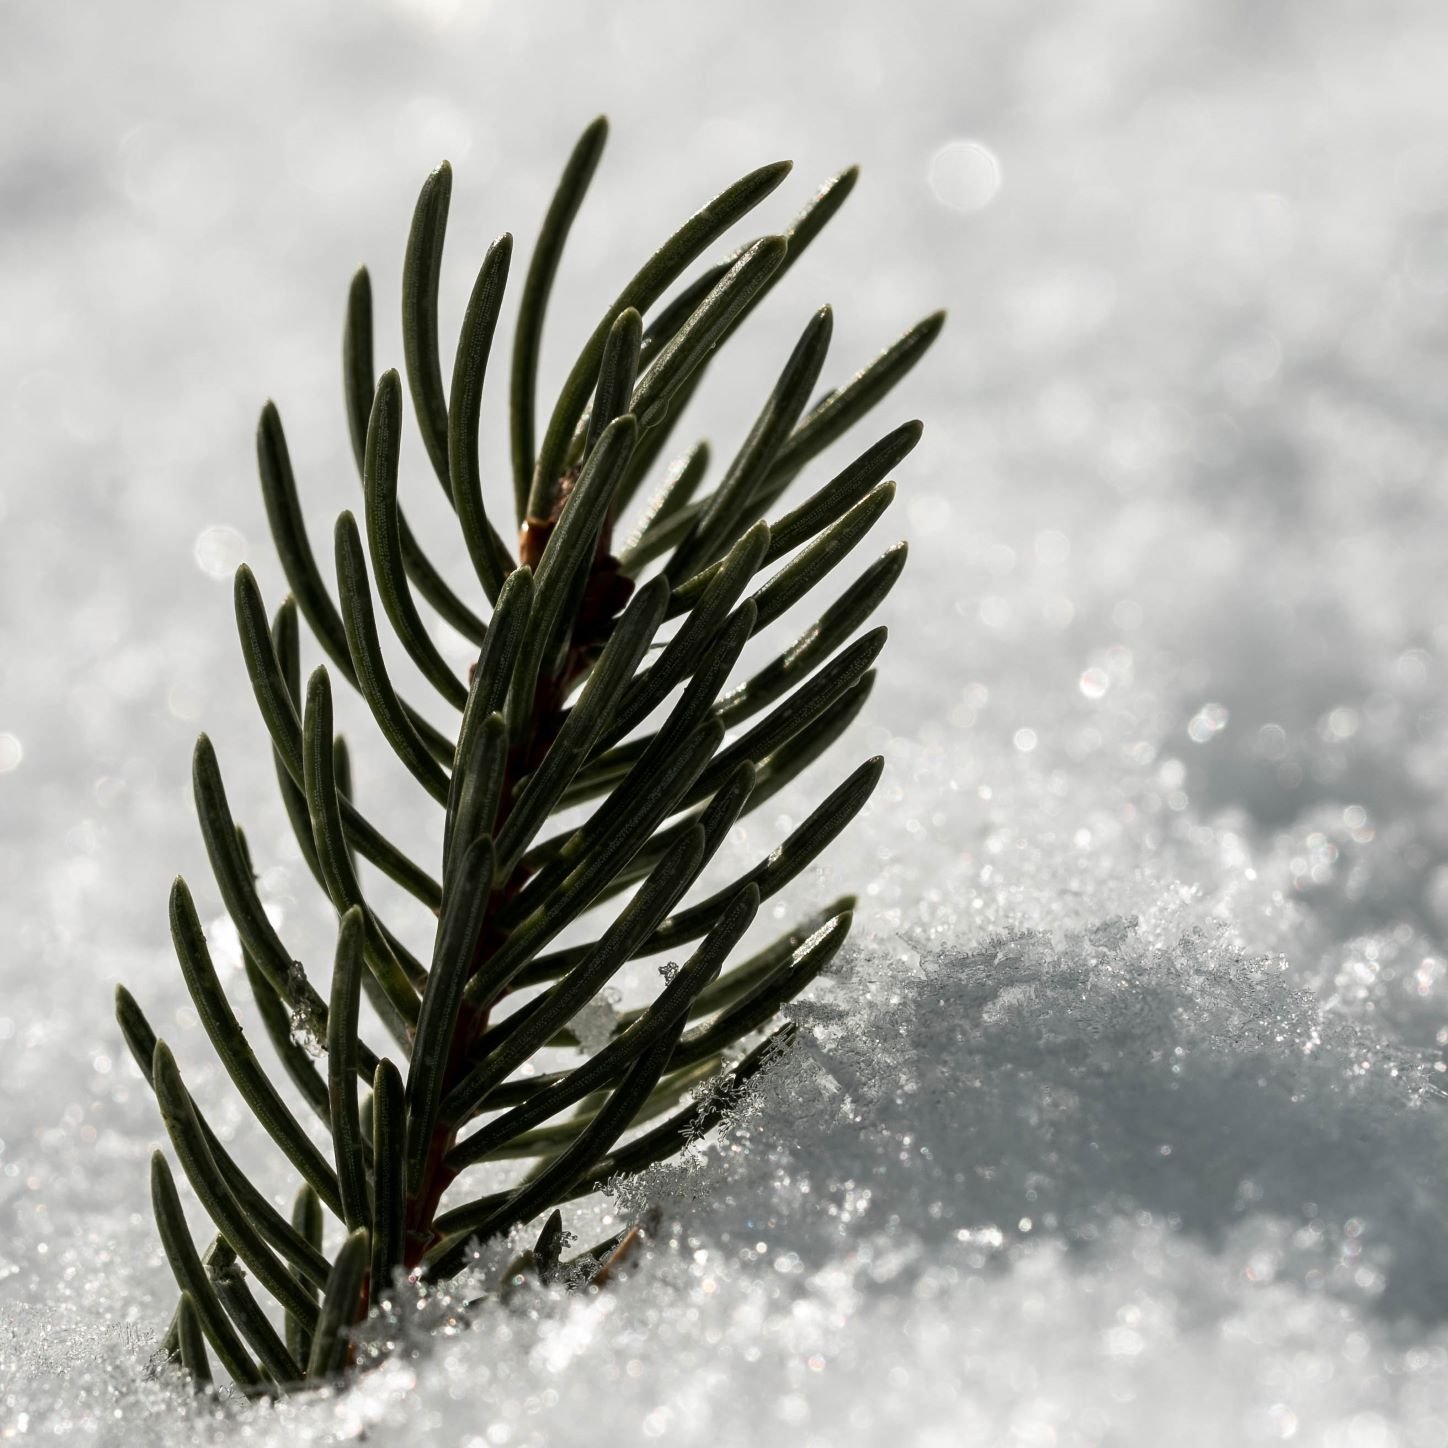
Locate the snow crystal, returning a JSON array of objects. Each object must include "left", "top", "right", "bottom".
[
  {"left": 569, "top": 989, "right": 623, "bottom": 1056},
  {"left": 287, "top": 962, "right": 326, "bottom": 1057}
]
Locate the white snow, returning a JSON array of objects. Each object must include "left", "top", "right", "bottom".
[{"left": 6, "top": 0, "right": 1448, "bottom": 1443}]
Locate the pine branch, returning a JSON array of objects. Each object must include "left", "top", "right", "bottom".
[{"left": 119, "top": 117, "right": 941, "bottom": 1396}]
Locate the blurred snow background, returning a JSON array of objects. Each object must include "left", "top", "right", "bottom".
[{"left": 6, "top": 0, "right": 1448, "bottom": 1442}]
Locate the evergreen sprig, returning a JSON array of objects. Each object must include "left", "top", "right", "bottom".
[{"left": 119, "top": 117, "right": 941, "bottom": 1395}]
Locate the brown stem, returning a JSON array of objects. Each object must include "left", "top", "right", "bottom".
[{"left": 401, "top": 513, "right": 633, "bottom": 1274}]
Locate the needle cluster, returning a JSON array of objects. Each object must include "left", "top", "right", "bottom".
[{"left": 117, "top": 116, "right": 942, "bottom": 1394}]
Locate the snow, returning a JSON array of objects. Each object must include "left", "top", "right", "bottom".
[{"left": 6, "top": 0, "right": 1448, "bottom": 1442}]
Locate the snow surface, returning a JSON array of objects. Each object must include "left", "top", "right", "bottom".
[{"left": 6, "top": 0, "right": 1448, "bottom": 1442}]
